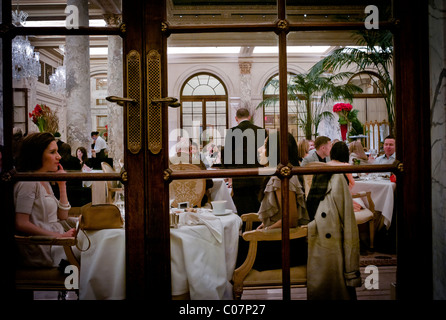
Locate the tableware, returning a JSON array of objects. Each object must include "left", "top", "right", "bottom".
[
  {"left": 213, "top": 209, "right": 233, "bottom": 216},
  {"left": 211, "top": 200, "right": 227, "bottom": 214},
  {"left": 170, "top": 211, "right": 179, "bottom": 228}
]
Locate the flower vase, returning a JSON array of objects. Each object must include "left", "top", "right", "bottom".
[
  {"left": 340, "top": 123, "right": 348, "bottom": 141},
  {"left": 37, "top": 118, "right": 45, "bottom": 132}
]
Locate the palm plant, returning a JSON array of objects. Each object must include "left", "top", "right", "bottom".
[
  {"left": 310, "top": 30, "right": 394, "bottom": 135},
  {"left": 257, "top": 70, "right": 362, "bottom": 140}
]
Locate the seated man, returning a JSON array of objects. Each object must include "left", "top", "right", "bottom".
[
  {"left": 301, "top": 136, "right": 332, "bottom": 166},
  {"left": 373, "top": 135, "right": 396, "bottom": 164}
]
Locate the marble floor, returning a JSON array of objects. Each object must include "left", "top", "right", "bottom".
[
  {"left": 241, "top": 265, "right": 396, "bottom": 300},
  {"left": 33, "top": 264, "right": 396, "bottom": 300}
]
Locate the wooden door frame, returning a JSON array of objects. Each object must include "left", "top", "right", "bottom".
[
  {"left": 0, "top": 0, "right": 433, "bottom": 300},
  {"left": 122, "top": 0, "right": 434, "bottom": 300}
]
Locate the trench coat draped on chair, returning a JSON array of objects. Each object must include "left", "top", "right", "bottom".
[{"left": 307, "top": 173, "right": 362, "bottom": 300}]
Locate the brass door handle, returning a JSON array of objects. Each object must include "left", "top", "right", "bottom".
[
  {"left": 106, "top": 96, "right": 138, "bottom": 106},
  {"left": 151, "top": 97, "right": 181, "bottom": 108}
]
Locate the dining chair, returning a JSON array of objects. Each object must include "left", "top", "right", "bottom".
[
  {"left": 352, "top": 191, "right": 376, "bottom": 249},
  {"left": 14, "top": 235, "right": 80, "bottom": 299},
  {"left": 232, "top": 213, "right": 308, "bottom": 300},
  {"left": 169, "top": 163, "right": 206, "bottom": 208},
  {"left": 101, "top": 162, "right": 124, "bottom": 204}
]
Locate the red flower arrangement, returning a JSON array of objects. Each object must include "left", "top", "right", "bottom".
[
  {"left": 333, "top": 103, "right": 354, "bottom": 141},
  {"left": 333, "top": 103, "right": 353, "bottom": 120},
  {"left": 29, "top": 104, "right": 59, "bottom": 133}
]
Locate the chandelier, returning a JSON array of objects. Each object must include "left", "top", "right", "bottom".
[
  {"left": 49, "top": 45, "right": 66, "bottom": 94},
  {"left": 12, "top": 36, "right": 41, "bottom": 80},
  {"left": 49, "top": 65, "right": 66, "bottom": 94},
  {"left": 11, "top": 1, "right": 41, "bottom": 81}
]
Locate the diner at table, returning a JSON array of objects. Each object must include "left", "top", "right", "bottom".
[{"left": 13, "top": 130, "right": 398, "bottom": 301}]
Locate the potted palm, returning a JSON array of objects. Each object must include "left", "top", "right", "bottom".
[
  {"left": 257, "top": 70, "right": 362, "bottom": 140},
  {"left": 310, "top": 30, "right": 394, "bottom": 135}
]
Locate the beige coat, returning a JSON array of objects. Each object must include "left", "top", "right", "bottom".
[{"left": 307, "top": 174, "right": 362, "bottom": 300}]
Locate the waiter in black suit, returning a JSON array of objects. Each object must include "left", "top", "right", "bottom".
[{"left": 223, "top": 108, "right": 266, "bottom": 215}]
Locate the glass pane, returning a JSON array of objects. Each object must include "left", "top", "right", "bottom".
[
  {"left": 183, "top": 114, "right": 192, "bottom": 125},
  {"left": 167, "top": 1, "right": 278, "bottom": 26},
  {"left": 206, "top": 101, "right": 216, "bottom": 113},
  {"left": 286, "top": 1, "right": 393, "bottom": 24},
  {"left": 182, "top": 83, "right": 194, "bottom": 95},
  {"left": 206, "top": 115, "right": 216, "bottom": 126},
  {"left": 193, "top": 101, "right": 202, "bottom": 113},
  {"left": 287, "top": 30, "right": 394, "bottom": 143},
  {"left": 10, "top": 28, "right": 126, "bottom": 301},
  {"left": 216, "top": 101, "right": 226, "bottom": 114},
  {"left": 18, "top": 1, "right": 122, "bottom": 29},
  {"left": 182, "top": 101, "right": 192, "bottom": 113}
]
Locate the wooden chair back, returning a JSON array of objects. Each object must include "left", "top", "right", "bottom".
[{"left": 169, "top": 163, "right": 206, "bottom": 208}]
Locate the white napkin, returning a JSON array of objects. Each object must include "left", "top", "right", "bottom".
[{"left": 179, "top": 211, "right": 222, "bottom": 243}]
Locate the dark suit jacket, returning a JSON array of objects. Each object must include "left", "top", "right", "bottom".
[
  {"left": 223, "top": 120, "right": 265, "bottom": 172},
  {"left": 223, "top": 120, "right": 266, "bottom": 214}
]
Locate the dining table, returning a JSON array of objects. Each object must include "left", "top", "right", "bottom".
[
  {"left": 74, "top": 207, "right": 242, "bottom": 300},
  {"left": 76, "top": 227, "right": 126, "bottom": 300},
  {"left": 170, "top": 209, "right": 242, "bottom": 299},
  {"left": 351, "top": 175, "right": 396, "bottom": 229}
]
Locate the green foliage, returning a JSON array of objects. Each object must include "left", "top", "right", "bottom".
[
  {"left": 310, "top": 29, "right": 394, "bottom": 135},
  {"left": 257, "top": 70, "right": 362, "bottom": 140}
]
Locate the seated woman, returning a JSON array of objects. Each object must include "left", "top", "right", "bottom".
[
  {"left": 348, "top": 140, "right": 369, "bottom": 165},
  {"left": 236, "top": 131, "right": 309, "bottom": 271},
  {"left": 306, "top": 141, "right": 361, "bottom": 300},
  {"left": 76, "top": 146, "right": 92, "bottom": 172},
  {"left": 14, "top": 132, "right": 78, "bottom": 267}
]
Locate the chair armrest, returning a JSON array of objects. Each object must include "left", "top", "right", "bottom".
[
  {"left": 242, "top": 226, "right": 307, "bottom": 242},
  {"left": 15, "top": 235, "right": 80, "bottom": 268},
  {"left": 352, "top": 191, "right": 376, "bottom": 213},
  {"left": 14, "top": 235, "right": 77, "bottom": 246},
  {"left": 240, "top": 213, "right": 261, "bottom": 231},
  {"left": 233, "top": 225, "right": 308, "bottom": 294}
]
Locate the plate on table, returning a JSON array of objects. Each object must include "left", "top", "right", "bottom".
[{"left": 213, "top": 209, "right": 233, "bottom": 216}]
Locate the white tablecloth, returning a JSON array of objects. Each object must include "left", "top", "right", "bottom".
[
  {"left": 209, "top": 178, "right": 236, "bottom": 213},
  {"left": 76, "top": 228, "right": 126, "bottom": 300},
  {"left": 351, "top": 178, "right": 396, "bottom": 228},
  {"left": 170, "top": 212, "right": 242, "bottom": 299}
]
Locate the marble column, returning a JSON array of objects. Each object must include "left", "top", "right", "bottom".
[
  {"left": 65, "top": 0, "right": 91, "bottom": 153},
  {"left": 239, "top": 61, "right": 257, "bottom": 122},
  {"left": 104, "top": 14, "right": 123, "bottom": 167},
  {"left": 429, "top": 0, "right": 446, "bottom": 300}
]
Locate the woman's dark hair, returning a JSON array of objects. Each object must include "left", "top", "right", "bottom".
[
  {"left": 330, "top": 141, "right": 349, "bottom": 163},
  {"left": 16, "top": 132, "right": 55, "bottom": 172},
  {"left": 265, "top": 130, "right": 300, "bottom": 167},
  {"left": 76, "top": 146, "right": 88, "bottom": 163}
]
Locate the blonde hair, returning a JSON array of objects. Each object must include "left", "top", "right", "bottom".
[
  {"left": 348, "top": 140, "right": 368, "bottom": 161},
  {"left": 297, "top": 139, "right": 310, "bottom": 159}
]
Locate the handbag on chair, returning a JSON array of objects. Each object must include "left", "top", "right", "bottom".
[{"left": 76, "top": 203, "right": 124, "bottom": 251}]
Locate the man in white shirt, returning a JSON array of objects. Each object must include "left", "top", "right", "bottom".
[
  {"left": 374, "top": 135, "right": 396, "bottom": 164},
  {"left": 91, "top": 131, "right": 107, "bottom": 159}
]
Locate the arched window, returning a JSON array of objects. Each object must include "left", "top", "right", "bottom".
[
  {"left": 180, "top": 73, "right": 228, "bottom": 147},
  {"left": 348, "top": 71, "right": 388, "bottom": 124},
  {"left": 262, "top": 72, "right": 303, "bottom": 141}
]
